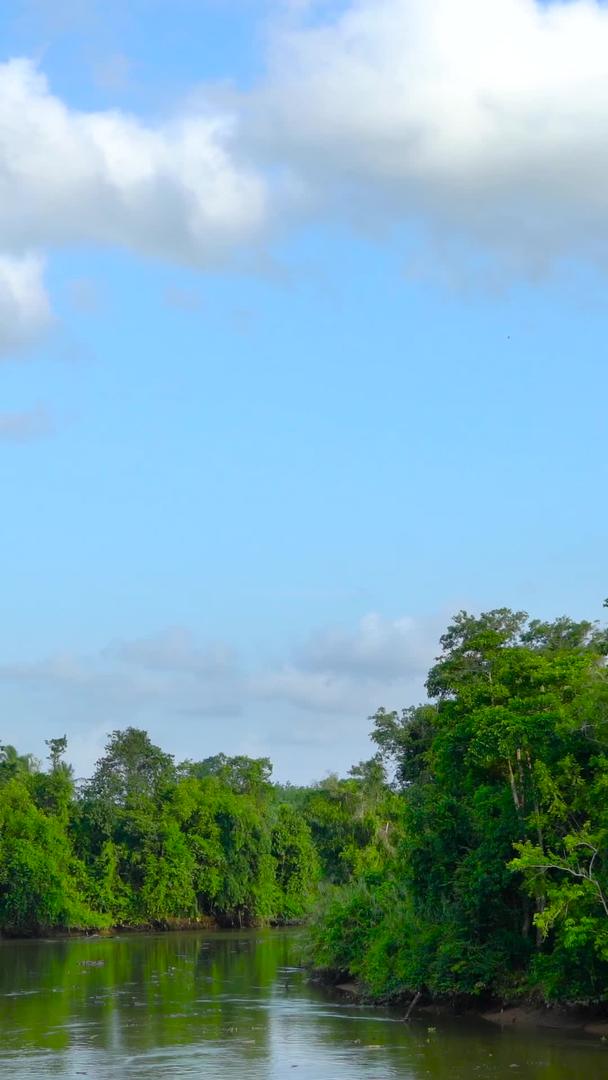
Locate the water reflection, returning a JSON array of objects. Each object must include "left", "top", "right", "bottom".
[{"left": 0, "top": 930, "right": 606, "bottom": 1079}]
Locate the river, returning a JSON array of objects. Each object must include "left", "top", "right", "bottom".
[{"left": 0, "top": 930, "right": 606, "bottom": 1078}]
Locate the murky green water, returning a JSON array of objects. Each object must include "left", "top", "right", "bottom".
[{"left": 0, "top": 930, "right": 606, "bottom": 1078}]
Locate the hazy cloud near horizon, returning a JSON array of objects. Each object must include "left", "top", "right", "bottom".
[{"left": 0, "top": 613, "right": 437, "bottom": 781}]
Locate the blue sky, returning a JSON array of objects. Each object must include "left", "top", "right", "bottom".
[{"left": 0, "top": 0, "right": 607, "bottom": 780}]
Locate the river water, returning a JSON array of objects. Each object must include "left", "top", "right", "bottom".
[{"left": 0, "top": 929, "right": 606, "bottom": 1079}]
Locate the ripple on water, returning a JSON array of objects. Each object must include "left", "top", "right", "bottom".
[{"left": 1, "top": 932, "right": 608, "bottom": 1079}]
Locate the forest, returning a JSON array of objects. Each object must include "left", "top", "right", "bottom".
[
  {"left": 2, "top": 606, "right": 608, "bottom": 1006},
  {"left": 308, "top": 606, "right": 608, "bottom": 1005},
  {"left": 0, "top": 725, "right": 387, "bottom": 935}
]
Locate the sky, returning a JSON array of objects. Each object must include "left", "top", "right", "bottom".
[{"left": 0, "top": 0, "right": 607, "bottom": 782}]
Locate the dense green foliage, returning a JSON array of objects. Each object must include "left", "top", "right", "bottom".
[
  {"left": 0, "top": 730, "right": 321, "bottom": 935},
  {"left": 0, "top": 723, "right": 401, "bottom": 938},
  {"left": 308, "top": 607, "right": 608, "bottom": 1005},
  {"left": 4, "top": 604, "right": 608, "bottom": 1008}
]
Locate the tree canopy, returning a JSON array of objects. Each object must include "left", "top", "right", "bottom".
[
  {"left": 3, "top": 604, "right": 608, "bottom": 1008},
  {"left": 308, "top": 606, "right": 608, "bottom": 1004},
  {"left": 0, "top": 731, "right": 320, "bottom": 934}
]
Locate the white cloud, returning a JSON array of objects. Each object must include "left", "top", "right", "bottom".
[
  {"left": 253, "top": 0, "right": 608, "bottom": 272},
  {"left": 0, "top": 58, "right": 267, "bottom": 267},
  {"left": 0, "top": 254, "right": 52, "bottom": 356},
  {"left": 6, "top": 4, "right": 608, "bottom": 351},
  {"left": 3, "top": 0, "right": 608, "bottom": 342}
]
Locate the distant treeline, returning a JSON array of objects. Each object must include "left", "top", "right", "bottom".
[
  {"left": 4, "top": 604, "right": 608, "bottom": 1006},
  {"left": 0, "top": 727, "right": 392, "bottom": 936},
  {"left": 308, "top": 607, "right": 608, "bottom": 1005}
]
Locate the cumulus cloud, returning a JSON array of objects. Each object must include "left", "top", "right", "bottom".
[
  {"left": 0, "top": 254, "right": 53, "bottom": 356},
  {"left": 3, "top": 0, "right": 608, "bottom": 355},
  {"left": 0, "top": 58, "right": 267, "bottom": 266},
  {"left": 253, "top": 0, "right": 608, "bottom": 272},
  {"left": 0, "top": 406, "right": 53, "bottom": 442}
]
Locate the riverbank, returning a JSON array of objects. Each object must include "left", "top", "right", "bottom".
[
  {"left": 480, "top": 1005, "right": 608, "bottom": 1038},
  {"left": 0, "top": 915, "right": 305, "bottom": 941},
  {"left": 0, "top": 917, "right": 214, "bottom": 940},
  {"left": 332, "top": 979, "right": 608, "bottom": 1037}
]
